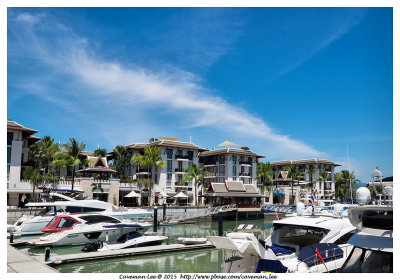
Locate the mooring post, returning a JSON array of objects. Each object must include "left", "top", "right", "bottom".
[
  {"left": 153, "top": 206, "right": 158, "bottom": 232},
  {"left": 9, "top": 232, "right": 14, "bottom": 244},
  {"left": 163, "top": 202, "right": 167, "bottom": 221},
  {"left": 218, "top": 209, "right": 223, "bottom": 236},
  {"left": 45, "top": 247, "right": 51, "bottom": 262}
]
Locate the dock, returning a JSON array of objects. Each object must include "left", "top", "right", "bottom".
[
  {"left": 7, "top": 244, "right": 59, "bottom": 273},
  {"left": 34, "top": 242, "right": 215, "bottom": 266}
]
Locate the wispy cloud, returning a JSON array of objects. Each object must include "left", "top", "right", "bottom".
[
  {"left": 14, "top": 12, "right": 46, "bottom": 25},
  {"left": 8, "top": 10, "right": 322, "bottom": 158}
]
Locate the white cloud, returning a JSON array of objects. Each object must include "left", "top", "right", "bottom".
[
  {"left": 9, "top": 11, "right": 322, "bottom": 159},
  {"left": 14, "top": 12, "right": 46, "bottom": 25}
]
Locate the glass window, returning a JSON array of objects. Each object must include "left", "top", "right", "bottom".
[
  {"left": 80, "top": 215, "right": 121, "bottom": 224},
  {"left": 219, "top": 156, "right": 225, "bottom": 164},
  {"left": 57, "top": 218, "right": 76, "bottom": 228},
  {"left": 7, "top": 147, "right": 11, "bottom": 164},
  {"left": 233, "top": 165, "right": 236, "bottom": 175},
  {"left": 232, "top": 156, "right": 237, "bottom": 164},
  {"left": 167, "top": 160, "right": 172, "bottom": 172},
  {"left": 166, "top": 149, "right": 173, "bottom": 159},
  {"left": 7, "top": 132, "right": 13, "bottom": 146},
  {"left": 187, "top": 151, "right": 193, "bottom": 160},
  {"left": 167, "top": 173, "right": 172, "bottom": 186}
]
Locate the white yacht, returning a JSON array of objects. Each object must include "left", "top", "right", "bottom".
[
  {"left": 208, "top": 204, "right": 356, "bottom": 273},
  {"left": 27, "top": 213, "right": 150, "bottom": 247},
  {"left": 8, "top": 192, "right": 152, "bottom": 236},
  {"left": 339, "top": 205, "right": 393, "bottom": 273},
  {"left": 95, "top": 232, "right": 168, "bottom": 251}
]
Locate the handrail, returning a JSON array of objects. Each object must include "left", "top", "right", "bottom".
[{"left": 296, "top": 244, "right": 352, "bottom": 270}]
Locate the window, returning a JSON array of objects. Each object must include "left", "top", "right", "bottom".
[
  {"left": 166, "top": 149, "right": 173, "bottom": 159},
  {"left": 233, "top": 177, "right": 236, "bottom": 181},
  {"left": 7, "top": 132, "right": 13, "bottom": 146},
  {"left": 177, "top": 150, "right": 182, "bottom": 156},
  {"left": 187, "top": 151, "right": 194, "bottom": 160},
  {"left": 219, "top": 165, "right": 225, "bottom": 176},
  {"left": 7, "top": 147, "right": 11, "bottom": 164},
  {"left": 233, "top": 165, "right": 236, "bottom": 175},
  {"left": 334, "top": 230, "right": 357, "bottom": 245},
  {"left": 79, "top": 215, "right": 121, "bottom": 224},
  {"left": 57, "top": 218, "right": 76, "bottom": 228},
  {"left": 167, "top": 173, "right": 172, "bottom": 186},
  {"left": 219, "top": 156, "right": 225, "bottom": 164},
  {"left": 232, "top": 156, "right": 237, "bottom": 164},
  {"left": 167, "top": 160, "right": 172, "bottom": 173}
]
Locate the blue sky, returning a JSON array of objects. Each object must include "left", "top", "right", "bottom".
[{"left": 7, "top": 7, "right": 393, "bottom": 182}]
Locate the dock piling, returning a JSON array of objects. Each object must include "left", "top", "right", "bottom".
[
  {"left": 153, "top": 206, "right": 158, "bottom": 232},
  {"left": 163, "top": 203, "right": 166, "bottom": 221},
  {"left": 9, "top": 232, "right": 14, "bottom": 243},
  {"left": 218, "top": 209, "right": 223, "bottom": 236},
  {"left": 45, "top": 247, "right": 51, "bottom": 262}
]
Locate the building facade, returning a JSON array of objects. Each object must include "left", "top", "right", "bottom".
[
  {"left": 198, "top": 147, "right": 265, "bottom": 185},
  {"left": 7, "top": 121, "right": 41, "bottom": 205},
  {"left": 270, "top": 159, "right": 341, "bottom": 202}
]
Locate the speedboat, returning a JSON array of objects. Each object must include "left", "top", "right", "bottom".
[
  {"left": 208, "top": 203, "right": 356, "bottom": 273},
  {"left": 177, "top": 237, "right": 208, "bottom": 245},
  {"left": 27, "top": 213, "right": 150, "bottom": 247},
  {"left": 9, "top": 192, "right": 152, "bottom": 236},
  {"left": 340, "top": 205, "right": 393, "bottom": 273},
  {"left": 94, "top": 232, "right": 168, "bottom": 251}
]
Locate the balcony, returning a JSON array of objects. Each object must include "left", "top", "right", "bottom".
[
  {"left": 174, "top": 168, "right": 185, "bottom": 173},
  {"left": 204, "top": 172, "right": 217, "bottom": 178},
  {"left": 175, "top": 182, "right": 189, "bottom": 186},
  {"left": 239, "top": 160, "right": 252, "bottom": 165},
  {"left": 175, "top": 154, "right": 192, "bottom": 161},
  {"left": 203, "top": 162, "right": 217, "bottom": 167},
  {"left": 239, "top": 172, "right": 251, "bottom": 177}
]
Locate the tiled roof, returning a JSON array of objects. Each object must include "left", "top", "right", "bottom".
[
  {"left": 199, "top": 148, "right": 265, "bottom": 158},
  {"left": 271, "top": 159, "right": 341, "bottom": 167}
]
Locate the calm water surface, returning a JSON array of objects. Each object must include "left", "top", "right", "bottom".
[{"left": 22, "top": 217, "right": 276, "bottom": 273}]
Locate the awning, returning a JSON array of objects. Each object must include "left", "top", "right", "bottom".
[
  {"left": 174, "top": 191, "right": 188, "bottom": 198},
  {"left": 157, "top": 192, "right": 170, "bottom": 198},
  {"left": 124, "top": 191, "right": 141, "bottom": 198},
  {"left": 273, "top": 191, "right": 286, "bottom": 195}
]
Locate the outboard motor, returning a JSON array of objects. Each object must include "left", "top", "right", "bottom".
[{"left": 81, "top": 240, "right": 103, "bottom": 252}]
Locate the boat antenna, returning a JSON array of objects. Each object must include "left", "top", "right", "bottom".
[{"left": 346, "top": 146, "right": 353, "bottom": 204}]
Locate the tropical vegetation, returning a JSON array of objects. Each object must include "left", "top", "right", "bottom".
[
  {"left": 93, "top": 147, "right": 107, "bottom": 157},
  {"left": 334, "top": 170, "right": 359, "bottom": 200},
  {"left": 112, "top": 145, "right": 130, "bottom": 179},
  {"left": 183, "top": 163, "right": 210, "bottom": 206},
  {"left": 52, "top": 138, "right": 93, "bottom": 190},
  {"left": 284, "top": 165, "right": 303, "bottom": 204},
  {"left": 256, "top": 162, "right": 274, "bottom": 200}
]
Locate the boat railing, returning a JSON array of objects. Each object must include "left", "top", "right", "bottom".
[{"left": 296, "top": 244, "right": 353, "bottom": 271}]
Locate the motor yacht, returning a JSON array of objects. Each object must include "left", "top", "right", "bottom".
[
  {"left": 93, "top": 232, "right": 168, "bottom": 251},
  {"left": 208, "top": 203, "right": 357, "bottom": 273},
  {"left": 27, "top": 213, "right": 150, "bottom": 247},
  {"left": 339, "top": 206, "right": 392, "bottom": 272},
  {"left": 8, "top": 192, "right": 152, "bottom": 236}
]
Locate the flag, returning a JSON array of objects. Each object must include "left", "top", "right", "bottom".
[
  {"left": 21, "top": 194, "right": 27, "bottom": 203},
  {"left": 315, "top": 248, "right": 329, "bottom": 272},
  {"left": 309, "top": 194, "right": 315, "bottom": 204}
]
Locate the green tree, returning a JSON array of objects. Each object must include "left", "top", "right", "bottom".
[
  {"left": 284, "top": 165, "right": 303, "bottom": 204},
  {"left": 256, "top": 162, "right": 274, "bottom": 200},
  {"left": 183, "top": 163, "right": 210, "bottom": 206},
  {"left": 93, "top": 147, "right": 107, "bottom": 157},
  {"left": 23, "top": 166, "right": 43, "bottom": 201},
  {"left": 143, "top": 146, "right": 165, "bottom": 206},
  {"left": 52, "top": 138, "right": 93, "bottom": 190},
  {"left": 28, "top": 136, "right": 60, "bottom": 174},
  {"left": 334, "top": 170, "right": 358, "bottom": 201},
  {"left": 112, "top": 145, "right": 130, "bottom": 179},
  {"left": 319, "top": 169, "right": 330, "bottom": 199},
  {"left": 305, "top": 164, "right": 316, "bottom": 191}
]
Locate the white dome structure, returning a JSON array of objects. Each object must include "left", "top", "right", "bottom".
[{"left": 356, "top": 187, "right": 371, "bottom": 205}]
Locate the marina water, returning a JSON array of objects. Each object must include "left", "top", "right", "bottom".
[{"left": 22, "top": 217, "right": 275, "bottom": 273}]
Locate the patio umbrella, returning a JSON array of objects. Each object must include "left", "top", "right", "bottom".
[
  {"left": 124, "top": 191, "right": 140, "bottom": 197},
  {"left": 174, "top": 191, "right": 189, "bottom": 206},
  {"left": 218, "top": 140, "right": 239, "bottom": 147},
  {"left": 157, "top": 191, "right": 171, "bottom": 198}
]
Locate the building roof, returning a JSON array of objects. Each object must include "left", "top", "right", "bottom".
[
  {"left": 199, "top": 148, "right": 265, "bottom": 158},
  {"left": 76, "top": 167, "right": 116, "bottom": 173},
  {"left": 244, "top": 184, "right": 259, "bottom": 194},
  {"left": 226, "top": 181, "right": 246, "bottom": 192},
  {"left": 148, "top": 139, "right": 208, "bottom": 151},
  {"left": 271, "top": 159, "right": 341, "bottom": 167},
  {"left": 7, "top": 120, "right": 38, "bottom": 138},
  {"left": 209, "top": 183, "right": 228, "bottom": 193}
]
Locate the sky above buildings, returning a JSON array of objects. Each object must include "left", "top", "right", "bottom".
[{"left": 7, "top": 7, "right": 393, "bottom": 182}]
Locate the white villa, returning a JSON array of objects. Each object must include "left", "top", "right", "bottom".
[
  {"left": 270, "top": 159, "right": 341, "bottom": 204},
  {"left": 7, "top": 120, "right": 41, "bottom": 205}
]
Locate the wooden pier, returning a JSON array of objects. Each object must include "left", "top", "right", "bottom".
[{"left": 34, "top": 242, "right": 215, "bottom": 266}]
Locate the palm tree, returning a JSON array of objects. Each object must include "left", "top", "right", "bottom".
[
  {"left": 52, "top": 138, "right": 93, "bottom": 190},
  {"left": 334, "top": 170, "right": 358, "bottom": 201},
  {"left": 91, "top": 182, "right": 104, "bottom": 200},
  {"left": 113, "top": 145, "right": 130, "bottom": 179},
  {"left": 28, "top": 136, "right": 60, "bottom": 174},
  {"left": 305, "top": 164, "right": 316, "bottom": 199},
  {"left": 183, "top": 164, "right": 210, "bottom": 206},
  {"left": 143, "top": 146, "right": 165, "bottom": 206},
  {"left": 23, "top": 166, "right": 44, "bottom": 201},
  {"left": 256, "top": 162, "right": 274, "bottom": 202},
  {"left": 284, "top": 165, "right": 302, "bottom": 204},
  {"left": 319, "top": 169, "right": 330, "bottom": 199},
  {"left": 131, "top": 153, "right": 145, "bottom": 178},
  {"left": 93, "top": 147, "right": 107, "bottom": 157}
]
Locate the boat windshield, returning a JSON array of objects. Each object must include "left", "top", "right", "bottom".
[
  {"left": 45, "top": 217, "right": 57, "bottom": 227},
  {"left": 274, "top": 224, "right": 328, "bottom": 248},
  {"left": 341, "top": 247, "right": 393, "bottom": 273}
]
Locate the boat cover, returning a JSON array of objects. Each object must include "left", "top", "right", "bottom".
[
  {"left": 256, "top": 259, "right": 288, "bottom": 273},
  {"left": 298, "top": 243, "right": 343, "bottom": 267},
  {"left": 258, "top": 239, "right": 294, "bottom": 255}
]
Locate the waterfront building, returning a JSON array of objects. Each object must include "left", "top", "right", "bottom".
[
  {"left": 7, "top": 120, "right": 41, "bottom": 206},
  {"left": 270, "top": 159, "right": 341, "bottom": 204},
  {"left": 109, "top": 139, "right": 208, "bottom": 205},
  {"left": 198, "top": 147, "right": 265, "bottom": 184}
]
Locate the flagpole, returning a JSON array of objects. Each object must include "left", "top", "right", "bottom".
[{"left": 346, "top": 147, "right": 353, "bottom": 204}]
